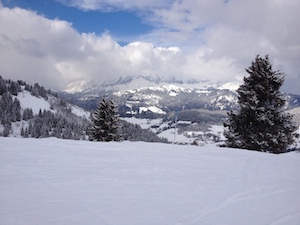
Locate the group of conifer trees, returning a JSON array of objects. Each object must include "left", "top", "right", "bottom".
[
  {"left": 0, "top": 77, "right": 90, "bottom": 139},
  {"left": 19, "top": 109, "right": 89, "bottom": 140}
]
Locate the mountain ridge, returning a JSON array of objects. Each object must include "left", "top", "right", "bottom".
[
  {"left": 62, "top": 75, "right": 230, "bottom": 94},
  {"left": 60, "top": 75, "right": 300, "bottom": 116}
]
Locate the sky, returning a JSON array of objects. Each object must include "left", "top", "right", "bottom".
[{"left": 0, "top": 0, "right": 299, "bottom": 94}]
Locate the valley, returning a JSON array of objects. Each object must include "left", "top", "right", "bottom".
[
  {"left": 60, "top": 75, "right": 300, "bottom": 145},
  {"left": 1, "top": 75, "right": 300, "bottom": 145}
]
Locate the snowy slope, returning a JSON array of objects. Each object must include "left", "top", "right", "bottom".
[
  {"left": 1, "top": 137, "right": 300, "bottom": 225},
  {"left": 5, "top": 89, "right": 90, "bottom": 137},
  {"left": 17, "top": 91, "right": 52, "bottom": 115},
  {"left": 17, "top": 89, "right": 90, "bottom": 118}
]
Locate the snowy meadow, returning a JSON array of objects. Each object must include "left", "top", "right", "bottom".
[{"left": 1, "top": 137, "right": 300, "bottom": 225}]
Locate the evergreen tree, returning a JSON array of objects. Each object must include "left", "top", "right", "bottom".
[
  {"left": 3, "top": 123, "right": 11, "bottom": 137},
  {"left": 89, "top": 98, "right": 120, "bottom": 142},
  {"left": 0, "top": 76, "right": 7, "bottom": 95},
  {"left": 223, "top": 55, "right": 299, "bottom": 153},
  {"left": 22, "top": 108, "right": 33, "bottom": 121},
  {"left": 21, "top": 127, "right": 29, "bottom": 138},
  {"left": 12, "top": 98, "right": 21, "bottom": 122},
  {"left": 9, "top": 81, "right": 20, "bottom": 96},
  {"left": 20, "top": 127, "right": 25, "bottom": 137}
]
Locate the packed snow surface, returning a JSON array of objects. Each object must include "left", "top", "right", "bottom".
[{"left": 1, "top": 138, "right": 300, "bottom": 225}]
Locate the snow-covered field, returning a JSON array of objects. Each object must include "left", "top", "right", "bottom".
[{"left": 1, "top": 138, "right": 300, "bottom": 225}]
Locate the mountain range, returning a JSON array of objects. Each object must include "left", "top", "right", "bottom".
[
  {"left": 58, "top": 75, "right": 300, "bottom": 144},
  {"left": 61, "top": 75, "right": 300, "bottom": 117}
]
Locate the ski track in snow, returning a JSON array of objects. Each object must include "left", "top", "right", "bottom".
[{"left": 0, "top": 137, "right": 300, "bottom": 225}]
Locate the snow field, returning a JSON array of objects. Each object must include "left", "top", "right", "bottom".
[
  {"left": 0, "top": 137, "right": 300, "bottom": 225},
  {"left": 17, "top": 91, "right": 52, "bottom": 115}
]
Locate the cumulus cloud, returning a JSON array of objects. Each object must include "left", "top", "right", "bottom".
[
  {"left": 0, "top": 5, "right": 205, "bottom": 89},
  {"left": 0, "top": 6, "right": 83, "bottom": 87},
  {"left": 0, "top": 0, "right": 299, "bottom": 94},
  {"left": 145, "top": 0, "right": 300, "bottom": 93}
]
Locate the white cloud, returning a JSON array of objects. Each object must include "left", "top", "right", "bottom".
[
  {"left": 0, "top": 0, "right": 299, "bottom": 94},
  {"left": 0, "top": 6, "right": 198, "bottom": 88},
  {"left": 57, "top": 0, "right": 174, "bottom": 11},
  {"left": 0, "top": 6, "right": 83, "bottom": 87},
  {"left": 144, "top": 0, "right": 300, "bottom": 93}
]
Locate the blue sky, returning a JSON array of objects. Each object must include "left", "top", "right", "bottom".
[
  {"left": 0, "top": 0, "right": 299, "bottom": 94},
  {"left": 2, "top": 0, "right": 153, "bottom": 43}
]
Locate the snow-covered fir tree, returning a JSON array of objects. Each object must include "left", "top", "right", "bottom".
[
  {"left": 223, "top": 55, "right": 299, "bottom": 153},
  {"left": 89, "top": 98, "right": 120, "bottom": 142}
]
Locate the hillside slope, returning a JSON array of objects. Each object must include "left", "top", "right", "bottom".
[{"left": 0, "top": 76, "right": 90, "bottom": 139}]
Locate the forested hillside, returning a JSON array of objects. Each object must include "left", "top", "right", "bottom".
[
  {"left": 0, "top": 76, "right": 90, "bottom": 139},
  {"left": 0, "top": 76, "right": 168, "bottom": 143}
]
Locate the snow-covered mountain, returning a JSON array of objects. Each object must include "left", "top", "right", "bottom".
[
  {"left": 63, "top": 75, "right": 221, "bottom": 94},
  {"left": 61, "top": 75, "right": 239, "bottom": 112},
  {"left": 61, "top": 75, "right": 300, "bottom": 116}
]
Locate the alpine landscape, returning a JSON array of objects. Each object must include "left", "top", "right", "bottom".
[
  {"left": 1, "top": 74, "right": 300, "bottom": 224},
  {"left": 1, "top": 0, "right": 300, "bottom": 224},
  {"left": 61, "top": 75, "right": 300, "bottom": 144}
]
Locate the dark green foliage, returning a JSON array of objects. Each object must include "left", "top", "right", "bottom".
[
  {"left": 223, "top": 55, "right": 299, "bottom": 153},
  {"left": 12, "top": 98, "right": 21, "bottom": 122},
  {"left": 0, "top": 91, "right": 21, "bottom": 132},
  {"left": 26, "top": 109, "right": 89, "bottom": 139},
  {"left": 120, "top": 120, "right": 169, "bottom": 143},
  {"left": 22, "top": 108, "right": 33, "bottom": 120},
  {"left": 89, "top": 98, "right": 120, "bottom": 142},
  {"left": 9, "top": 81, "right": 21, "bottom": 96},
  {"left": 31, "top": 83, "right": 48, "bottom": 99},
  {"left": 3, "top": 123, "right": 11, "bottom": 137},
  {"left": 165, "top": 109, "right": 227, "bottom": 124},
  {"left": 0, "top": 76, "right": 7, "bottom": 95}
]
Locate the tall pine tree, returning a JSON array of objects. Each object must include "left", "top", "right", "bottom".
[
  {"left": 89, "top": 98, "right": 120, "bottom": 142},
  {"left": 223, "top": 55, "right": 298, "bottom": 153}
]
